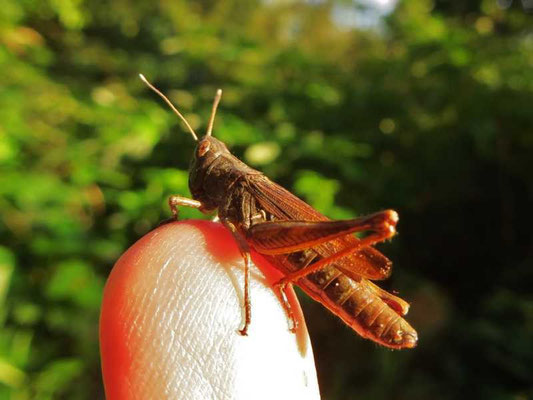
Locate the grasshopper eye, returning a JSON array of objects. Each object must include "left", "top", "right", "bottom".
[{"left": 197, "top": 140, "right": 211, "bottom": 157}]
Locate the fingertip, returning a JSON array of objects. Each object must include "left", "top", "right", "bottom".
[{"left": 100, "top": 220, "right": 320, "bottom": 400}]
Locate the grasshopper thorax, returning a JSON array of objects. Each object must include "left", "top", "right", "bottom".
[{"left": 189, "top": 136, "right": 228, "bottom": 210}]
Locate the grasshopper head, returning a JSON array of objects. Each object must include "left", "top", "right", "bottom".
[
  {"left": 186, "top": 88, "right": 233, "bottom": 211},
  {"left": 138, "top": 76, "right": 232, "bottom": 211},
  {"left": 188, "top": 135, "right": 232, "bottom": 210}
]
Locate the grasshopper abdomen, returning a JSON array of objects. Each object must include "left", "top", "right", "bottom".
[{"left": 303, "top": 266, "right": 417, "bottom": 348}]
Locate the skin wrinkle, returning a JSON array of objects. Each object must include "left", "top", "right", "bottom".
[
  {"left": 154, "top": 302, "right": 189, "bottom": 390},
  {"left": 159, "top": 236, "right": 231, "bottom": 399},
  {"left": 126, "top": 246, "right": 161, "bottom": 344},
  {"left": 128, "top": 284, "right": 150, "bottom": 343},
  {"left": 165, "top": 319, "right": 198, "bottom": 387},
  {"left": 184, "top": 265, "right": 223, "bottom": 345},
  {"left": 134, "top": 241, "right": 168, "bottom": 393},
  {"left": 174, "top": 349, "right": 212, "bottom": 398}
]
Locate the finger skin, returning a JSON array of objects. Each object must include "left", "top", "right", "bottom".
[{"left": 100, "top": 220, "right": 320, "bottom": 400}]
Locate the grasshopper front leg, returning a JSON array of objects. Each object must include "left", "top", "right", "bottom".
[
  {"left": 157, "top": 195, "right": 205, "bottom": 227},
  {"left": 168, "top": 195, "right": 204, "bottom": 220}
]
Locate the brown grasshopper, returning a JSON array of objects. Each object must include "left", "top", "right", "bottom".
[{"left": 140, "top": 75, "right": 418, "bottom": 349}]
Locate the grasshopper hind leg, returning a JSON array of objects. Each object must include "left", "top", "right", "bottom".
[{"left": 276, "top": 283, "right": 298, "bottom": 333}]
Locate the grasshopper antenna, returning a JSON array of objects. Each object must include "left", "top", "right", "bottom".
[
  {"left": 139, "top": 74, "right": 198, "bottom": 141},
  {"left": 206, "top": 89, "right": 222, "bottom": 137}
]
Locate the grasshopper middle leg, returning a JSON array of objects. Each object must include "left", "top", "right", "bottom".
[{"left": 223, "top": 219, "right": 253, "bottom": 336}]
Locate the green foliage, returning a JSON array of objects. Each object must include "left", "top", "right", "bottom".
[{"left": 1, "top": 0, "right": 532, "bottom": 398}]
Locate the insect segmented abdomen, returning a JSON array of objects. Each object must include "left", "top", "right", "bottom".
[{"left": 300, "top": 264, "right": 418, "bottom": 349}]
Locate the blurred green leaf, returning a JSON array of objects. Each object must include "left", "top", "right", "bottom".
[
  {"left": 45, "top": 260, "right": 103, "bottom": 310},
  {"left": 34, "top": 358, "right": 83, "bottom": 399},
  {"left": 0, "top": 358, "right": 25, "bottom": 389},
  {"left": 294, "top": 170, "right": 340, "bottom": 214},
  {"left": 244, "top": 141, "right": 281, "bottom": 165},
  {"left": 0, "top": 247, "right": 14, "bottom": 306}
]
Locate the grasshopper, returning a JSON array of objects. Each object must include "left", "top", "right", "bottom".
[{"left": 140, "top": 75, "right": 418, "bottom": 349}]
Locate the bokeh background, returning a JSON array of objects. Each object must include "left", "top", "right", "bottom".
[{"left": 1, "top": 0, "right": 532, "bottom": 398}]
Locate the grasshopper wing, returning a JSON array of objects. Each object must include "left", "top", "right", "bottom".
[{"left": 246, "top": 175, "right": 392, "bottom": 281}]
